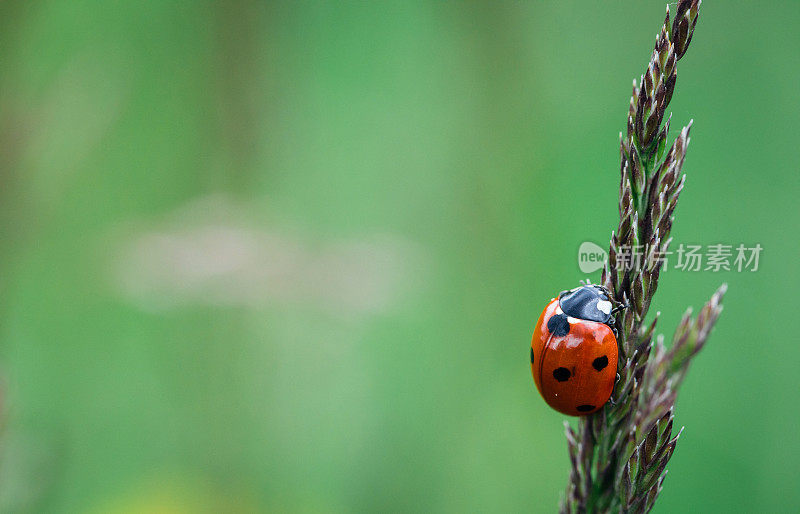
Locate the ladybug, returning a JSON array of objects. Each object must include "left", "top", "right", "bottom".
[{"left": 530, "top": 284, "right": 623, "bottom": 416}]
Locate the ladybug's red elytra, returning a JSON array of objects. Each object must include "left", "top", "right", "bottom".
[{"left": 530, "top": 284, "right": 623, "bottom": 416}]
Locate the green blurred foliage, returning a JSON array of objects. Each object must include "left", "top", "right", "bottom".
[{"left": 0, "top": 1, "right": 797, "bottom": 512}]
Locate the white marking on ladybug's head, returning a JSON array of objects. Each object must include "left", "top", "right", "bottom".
[
  {"left": 567, "top": 316, "right": 580, "bottom": 324},
  {"left": 556, "top": 306, "right": 563, "bottom": 315},
  {"left": 597, "top": 300, "right": 612, "bottom": 315}
]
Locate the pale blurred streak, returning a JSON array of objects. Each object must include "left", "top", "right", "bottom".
[
  {"left": 109, "top": 195, "right": 426, "bottom": 317},
  {"left": 25, "top": 52, "right": 128, "bottom": 203}
]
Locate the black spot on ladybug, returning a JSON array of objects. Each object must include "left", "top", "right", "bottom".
[
  {"left": 577, "top": 404, "right": 595, "bottom": 412},
  {"left": 592, "top": 355, "right": 609, "bottom": 371},
  {"left": 553, "top": 367, "right": 571, "bottom": 382},
  {"left": 547, "top": 314, "right": 570, "bottom": 337},
  {"left": 530, "top": 347, "right": 534, "bottom": 364}
]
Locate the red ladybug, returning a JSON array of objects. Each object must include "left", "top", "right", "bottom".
[{"left": 530, "top": 285, "right": 621, "bottom": 416}]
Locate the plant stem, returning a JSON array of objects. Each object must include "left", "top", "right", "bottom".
[{"left": 560, "top": 2, "right": 726, "bottom": 513}]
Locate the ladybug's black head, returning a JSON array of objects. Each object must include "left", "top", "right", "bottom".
[{"left": 558, "top": 284, "right": 619, "bottom": 327}]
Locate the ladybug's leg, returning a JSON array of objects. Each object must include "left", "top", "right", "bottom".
[
  {"left": 608, "top": 373, "right": 622, "bottom": 404},
  {"left": 609, "top": 303, "right": 629, "bottom": 316}
]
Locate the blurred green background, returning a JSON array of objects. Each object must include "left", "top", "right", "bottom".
[{"left": 0, "top": 1, "right": 797, "bottom": 512}]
